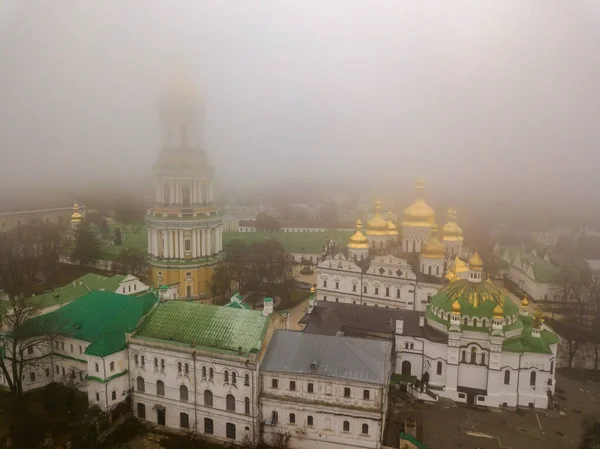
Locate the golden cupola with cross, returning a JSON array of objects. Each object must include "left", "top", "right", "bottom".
[
  {"left": 365, "top": 200, "right": 392, "bottom": 250},
  {"left": 402, "top": 178, "right": 436, "bottom": 253},
  {"left": 146, "top": 71, "right": 223, "bottom": 300},
  {"left": 442, "top": 208, "right": 463, "bottom": 257}
]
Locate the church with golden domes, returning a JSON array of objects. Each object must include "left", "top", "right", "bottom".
[
  {"left": 146, "top": 75, "right": 223, "bottom": 299},
  {"left": 312, "top": 179, "right": 559, "bottom": 409}
]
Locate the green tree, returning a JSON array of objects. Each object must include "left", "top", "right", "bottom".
[
  {"left": 70, "top": 223, "right": 102, "bottom": 266},
  {"left": 208, "top": 264, "right": 232, "bottom": 305}
]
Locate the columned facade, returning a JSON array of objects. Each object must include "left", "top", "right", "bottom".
[{"left": 146, "top": 77, "right": 223, "bottom": 299}]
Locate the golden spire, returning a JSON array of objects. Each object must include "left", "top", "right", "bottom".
[
  {"left": 468, "top": 252, "right": 484, "bottom": 271},
  {"left": 366, "top": 200, "right": 389, "bottom": 236},
  {"left": 451, "top": 300, "right": 461, "bottom": 314},
  {"left": 493, "top": 303, "right": 504, "bottom": 318},
  {"left": 348, "top": 219, "right": 370, "bottom": 248},
  {"left": 310, "top": 286, "right": 315, "bottom": 293},
  {"left": 521, "top": 297, "right": 529, "bottom": 307},
  {"left": 386, "top": 211, "right": 399, "bottom": 236},
  {"left": 442, "top": 208, "right": 463, "bottom": 242},
  {"left": 402, "top": 178, "right": 436, "bottom": 228},
  {"left": 454, "top": 256, "right": 468, "bottom": 273},
  {"left": 70, "top": 203, "right": 83, "bottom": 222}
]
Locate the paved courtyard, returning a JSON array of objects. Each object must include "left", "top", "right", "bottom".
[{"left": 388, "top": 369, "right": 600, "bottom": 449}]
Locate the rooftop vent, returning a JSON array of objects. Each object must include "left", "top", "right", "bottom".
[{"left": 310, "top": 360, "right": 319, "bottom": 370}]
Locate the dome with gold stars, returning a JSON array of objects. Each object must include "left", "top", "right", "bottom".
[
  {"left": 348, "top": 220, "right": 369, "bottom": 249},
  {"left": 366, "top": 200, "right": 390, "bottom": 236},
  {"left": 429, "top": 277, "right": 518, "bottom": 319},
  {"left": 402, "top": 178, "right": 436, "bottom": 227}
]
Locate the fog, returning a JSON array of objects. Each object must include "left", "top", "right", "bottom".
[{"left": 1, "top": 1, "right": 600, "bottom": 209}]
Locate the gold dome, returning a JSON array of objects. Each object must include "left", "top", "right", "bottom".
[
  {"left": 310, "top": 286, "right": 315, "bottom": 293},
  {"left": 71, "top": 203, "right": 83, "bottom": 222},
  {"left": 451, "top": 300, "right": 461, "bottom": 313},
  {"left": 422, "top": 234, "right": 445, "bottom": 259},
  {"left": 366, "top": 201, "right": 389, "bottom": 236},
  {"left": 442, "top": 208, "right": 463, "bottom": 242},
  {"left": 521, "top": 297, "right": 529, "bottom": 307},
  {"left": 402, "top": 178, "right": 436, "bottom": 227},
  {"left": 468, "top": 252, "right": 483, "bottom": 270},
  {"left": 348, "top": 220, "right": 370, "bottom": 249},
  {"left": 493, "top": 304, "right": 504, "bottom": 318},
  {"left": 386, "top": 211, "right": 399, "bottom": 236},
  {"left": 454, "top": 256, "right": 469, "bottom": 274}
]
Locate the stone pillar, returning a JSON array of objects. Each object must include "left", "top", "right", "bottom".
[
  {"left": 164, "top": 230, "right": 169, "bottom": 258},
  {"left": 192, "top": 230, "right": 197, "bottom": 258},
  {"left": 207, "top": 229, "right": 212, "bottom": 255},
  {"left": 201, "top": 230, "right": 206, "bottom": 257},
  {"left": 153, "top": 230, "right": 159, "bottom": 257},
  {"left": 180, "top": 231, "right": 185, "bottom": 257},
  {"left": 191, "top": 180, "right": 196, "bottom": 204},
  {"left": 170, "top": 181, "right": 175, "bottom": 204}
]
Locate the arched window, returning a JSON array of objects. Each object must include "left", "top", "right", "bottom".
[
  {"left": 224, "top": 370, "right": 229, "bottom": 383},
  {"left": 30, "top": 372, "right": 35, "bottom": 382},
  {"left": 160, "top": 359, "right": 165, "bottom": 371},
  {"left": 178, "top": 362, "right": 182, "bottom": 373},
  {"left": 482, "top": 319, "right": 487, "bottom": 327},
  {"left": 504, "top": 370, "right": 510, "bottom": 385},
  {"left": 204, "top": 390, "right": 213, "bottom": 407},
  {"left": 473, "top": 319, "right": 478, "bottom": 327},
  {"left": 157, "top": 380, "right": 165, "bottom": 396},
  {"left": 428, "top": 266, "right": 432, "bottom": 275},
  {"left": 209, "top": 367, "right": 214, "bottom": 380},
  {"left": 134, "top": 354, "right": 139, "bottom": 366},
  {"left": 436, "top": 361, "right": 442, "bottom": 375},
  {"left": 180, "top": 385, "right": 188, "bottom": 401},
  {"left": 245, "top": 397, "right": 250, "bottom": 415},
  {"left": 226, "top": 423, "right": 236, "bottom": 440},
  {"left": 470, "top": 347, "right": 477, "bottom": 364},
  {"left": 530, "top": 371, "right": 536, "bottom": 386},
  {"left": 140, "top": 356, "right": 145, "bottom": 367},
  {"left": 226, "top": 394, "right": 236, "bottom": 411},
  {"left": 244, "top": 374, "right": 250, "bottom": 386},
  {"left": 463, "top": 318, "right": 468, "bottom": 326},
  {"left": 412, "top": 240, "right": 416, "bottom": 252},
  {"left": 307, "top": 415, "right": 314, "bottom": 426},
  {"left": 109, "top": 361, "right": 114, "bottom": 372},
  {"left": 202, "top": 366, "right": 207, "bottom": 379},
  {"left": 136, "top": 376, "right": 145, "bottom": 392},
  {"left": 481, "top": 353, "right": 486, "bottom": 365},
  {"left": 154, "top": 358, "right": 158, "bottom": 370},
  {"left": 184, "top": 363, "right": 189, "bottom": 375},
  {"left": 461, "top": 351, "right": 466, "bottom": 363},
  {"left": 410, "top": 343, "right": 414, "bottom": 350},
  {"left": 204, "top": 418, "right": 214, "bottom": 435},
  {"left": 362, "top": 423, "right": 369, "bottom": 435},
  {"left": 232, "top": 372, "right": 237, "bottom": 385},
  {"left": 436, "top": 266, "right": 439, "bottom": 275},
  {"left": 289, "top": 413, "right": 296, "bottom": 424},
  {"left": 343, "top": 420, "right": 350, "bottom": 432},
  {"left": 401, "top": 361, "right": 411, "bottom": 375}
]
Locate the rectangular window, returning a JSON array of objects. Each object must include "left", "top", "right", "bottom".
[
  {"left": 180, "top": 413, "right": 189, "bottom": 429},
  {"left": 111, "top": 391, "right": 116, "bottom": 400},
  {"left": 95, "top": 392, "right": 100, "bottom": 401},
  {"left": 79, "top": 346, "right": 83, "bottom": 354},
  {"left": 290, "top": 381, "right": 296, "bottom": 391},
  {"left": 95, "top": 363, "right": 99, "bottom": 372},
  {"left": 363, "top": 389, "right": 370, "bottom": 400},
  {"left": 344, "top": 387, "right": 351, "bottom": 398},
  {"left": 323, "top": 280, "right": 327, "bottom": 288},
  {"left": 375, "top": 287, "right": 379, "bottom": 295},
  {"left": 352, "top": 284, "right": 356, "bottom": 292},
  {"left": 363, "top": 286, "right": 367, "bottom": 293},
  {"left": 185, "top": 240, "right": 191, "bottom": 251},
  {"left": 335, "top": 281, "right": 339, "bottom": 289},
  {"left": 307, "top": 383, "right": 314, "bottom": 393},
  {"left": 61, "top": 342, "right": 65, "bottom": 350},
  {"left": 70, "top": 344, "right": 73, "bottom": 353},
  {"left": 272, "top": 378, "right": 278, "bottom": 389},
  {"left": 55, "top": 366, "right": 59, "bottom": 374},
  {"left": 385, "top": 287, "right": 390, "bottom": 297}
]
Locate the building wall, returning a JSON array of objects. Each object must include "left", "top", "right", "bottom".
[
  {"left": 260, "top": 373, "right": 385, "bottom": 449},
  {"left": 116, "top": 277, "right": 150, "bottom": 295},
  {"left": 129, "top": 342, "right": 260, "bottom": 444},
  {"left": 148, "top": 264, "right": 217, "bottom": 299},
  {"left": 0, "top": 206, "right": 86, "bottom": 233}
]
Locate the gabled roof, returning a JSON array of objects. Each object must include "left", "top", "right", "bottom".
[
  {"left": 133, "top": 302, "right": 271, "bottom": 356},
  {"left": 261, "top": 330, "right": 392, "bottom": 385},
  {"left": 19, "top": 291, "right": 159, "bottom": 357},
  {"left": 497, "top": 245, "right": 561, "bottom": 283},
  {"left": 27, "top": 273, "right": 127, "bottom": 309}
]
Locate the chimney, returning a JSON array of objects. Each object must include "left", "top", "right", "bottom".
[
  {"left": 419, "top": 315, "right": 425, "bottom": 327},
  {"left": 262, "top": 297, "right": 274, "bottom": 317},
  {"left": 395, "top": 319, "right": 404, "bottom": 335}
]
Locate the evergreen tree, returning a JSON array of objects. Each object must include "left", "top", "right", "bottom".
[{"left": 70, "top": 223, "right": 102, "bottom": 266}]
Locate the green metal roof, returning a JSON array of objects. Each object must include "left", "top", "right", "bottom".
[
  {"left": 133, "top": 301, "right": 271, "bottom": 356},
  {"left": 223, "top": 231, "right": 352, "bottom": 254},
  {"left": 19, "top": 290, "right": 159, "bottom": 357},
  {"left": 225, "top": 301, "right": 250, "bottom": 310},
  {"left": 498, "top": 245, "right": 561, "bottom": 283},
  {"left": 502, "top": 315, "right": 559, "bottom": 354},
  {"left": 26, "top": 273, "right": 127, "bottom": 309}
]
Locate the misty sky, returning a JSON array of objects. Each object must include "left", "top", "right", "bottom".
[{"left": 1, "top": 1, "right": 600, "bottom": 204}]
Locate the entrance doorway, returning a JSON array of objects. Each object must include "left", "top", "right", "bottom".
[
  {"left": 467, "top": 393, "right": 475, "bottom": 405},
  {"left": 157, "top": 408, "right": 166, "bottom": 425},
  {"left": 401, "top": 361, "right": 412, "bottom": 376}
]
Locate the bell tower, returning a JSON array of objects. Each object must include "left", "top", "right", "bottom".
[{"left": 146, "top": 73, "right": 223, "bottom": 299}]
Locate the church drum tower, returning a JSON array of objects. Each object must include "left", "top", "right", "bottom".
[{"left": 146, "top": 77, "right": 223, "bottom": 299}]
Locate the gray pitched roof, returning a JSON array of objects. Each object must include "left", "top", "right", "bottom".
[{"left": 261, "top": 330, "right": 392, "bottom": 385}]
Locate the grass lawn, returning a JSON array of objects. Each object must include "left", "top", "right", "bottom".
[{"left": 99, "top": 222, "right": 148, "bottom": 260}]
